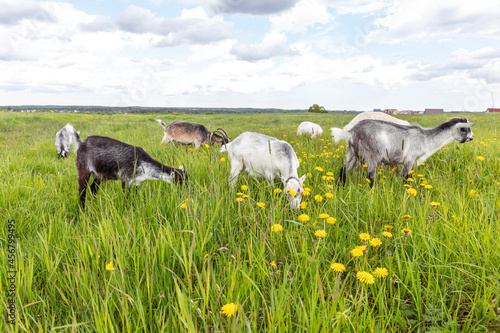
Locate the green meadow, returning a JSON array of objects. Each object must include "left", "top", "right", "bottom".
[{"left": 1, "top": 111, "right": 499, "bottom": 332}]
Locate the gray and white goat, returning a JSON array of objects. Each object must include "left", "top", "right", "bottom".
[
  {"left": 55, "top": 123, "right": 83, "bottom": 158},
  {"left": 156, "top": 120, "right": 230, "bottom": 150},
  {"left": 220, "top": 132, "right": 306, "bottom": 210},
  {"left": 331, "top": 118, "right": 475, "bottom": 185},
  {"left": 336, "top": 112, "right": 410, "bottom": 135},
  {"left": 297, "top": 121, "right": 323, "bottom": 138},
  {"left": 76, "top": 135, "right": 188, "bottom": 208}
]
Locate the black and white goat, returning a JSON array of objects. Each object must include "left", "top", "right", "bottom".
[
  {"left": 55, "top": 123, "right": 83, "bottom": 158},
  {"left": 156, "top": 120, "right": 230, "bottom": 150},
  {"left": 76, "top": 136, "right": 188, "bottom": 208},
  {"left": 331, "top": 118, "right": 475, "bottom": 185},
  {"left": 220, "top": 132, "right": 306, "bottom": 210}
]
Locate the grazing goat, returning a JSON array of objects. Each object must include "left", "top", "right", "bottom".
[
  {"left": 331, "top": 118, "right": 475, "bottom": 185},
  {"left": 76, "top": 136, "right": 188, "bottom": 208},
  {"left": 55, "top": 123, "right": 83, "bottom": 158},
  {"left": 156, "top": 120, "right": 230, "bottom": 150},
  {"left": 297, "top": 121, "right": 323, "bottom": 138},
  {"left": 220, "top": 132, "right": 306, "bottom": 210},
  {"left": 337, "top": 112, "right": 410, "bottom": 135}
]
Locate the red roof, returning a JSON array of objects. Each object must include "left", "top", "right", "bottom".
[{"left": 487, "top": 108, "right": 500, "bottom": 112}]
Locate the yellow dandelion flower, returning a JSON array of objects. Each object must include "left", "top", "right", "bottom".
[
  {"left": 274, "top": 188, "right": 282, "bottom": 194},
  {"left": 236, "top": 192, "right": 244, "bottom": 196},
  {"left": 271, "top": 224, "right": 283, "bottom": 232},
  {"left": 220, "top": 157, "right": 226, "bottom": 162},
  {"left": 315, "top": 167, "right": 324, "bottom": 172},
  {"left": 180, "top": 202, "right": 188, "bottom": 209},
  {"left": 357, "top": 271, "right": 375, "bottom": 284},
  {"left": 401, "top": 215, "right": 411, "bottom": 220},
  {"left": 306, "top": 172, "right": 312, "bottom": 178},
  {"left": 362, "top": 164, "right": 368, "bottom": 168},
  {"left": 429, "top": 201, "right": 440, "bottom": 207},
  {"left": 286, "top": 189, "right": 297, "bottom": 196},
  {"left": 298, "top": 158, "right": 302, "bottom": 163},
  {"left": 355, "top": 245, "right": 367, "bottom": 251},
  {"left": 300, "top": 201, "right": 308, "bottom": 209},
  {"left": 325, "top": 192, "right": 334, "bottom": 199},
  {"left": 330, "top": 263, "right": 346, "bottom": 272},
  {"left": 407, "top": 188, "right": 417, "bottom": 196},
  {"left": 359, "top": 233, "right": 371, "bottom": 241},
  {"left": 326, "top": 217, "right": 336, "bottom": 224},
  {"left": 315, "top": 230, "right": 327, "bottom": 238},
  {"left": 351, "top": 248, "right": 364, "bottom": 257},
  {"left": 425, "top": 185, "right": 433, "bottom": 189},
  {"left": 221, "top": 303, "right": 238, "bottom": 317},
  {"left": 256, "top": 202, "right": 266, "bottom": 208},
  {"left": 319, "top": 213, "right": 330, "bottom": 219},
  {"left": 314, "top": 194, "right": 323, "bottom": 202},
  {"left": 270, "top": 261, "right": 277, "bottom": 269},
  {"left": 406, "top": 178, "right": 414, "bottom": 182},
  {"left": 241, "top": 185, "right": 248, "bottom": 191},
  {"left": 403, "top": 184, "right": 411, "bottom": 188},
  {"left": 476, "top": 156, "right": 484, "bottom": 161},
  {"left": 302, "top": 190, "right": 311, "bottom": 196},
  {"left": 408, "top": 170, "right": 415, "bottom": 174},
  {"left": 373, "top": 267, "right": 389, "bottom": 278},
  {"left": 382, "top": 231, "right": 393, "bottom": 238},
  {"left": 469, "top": 189, "right": 479, "bottom": 198},
  {"left": 369, "top": 238, "right": 382, "bottom": 247},
  {"left": 384, "top": 225, "right": 394, "bottom": 230},
  {"left": 304, "top": 187, "right": 312, "bottom": 192},
  {"left": 106, "top": 262, "right": 115, "bottom": 271},
  {"left": 298, "top": 214, "right": 310, "bottom": 222},
  {"left": 236, "top": 197, "right": 245, "bottom": 202},
  {"left": 401, "top": 228, "right": 412, "bottom": 236},
  {"left": 326, "top": 172, "right": 334, "bottom": 176}
]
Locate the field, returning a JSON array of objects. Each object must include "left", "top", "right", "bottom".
[{"left": 1, "top": 111, "right": 499, "bottom": 332}]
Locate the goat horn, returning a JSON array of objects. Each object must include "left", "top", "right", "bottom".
[{"left": 216, "top": 128, "right": 229, "bottom": 139}]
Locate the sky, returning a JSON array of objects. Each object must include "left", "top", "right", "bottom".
[{"left": 1, "top": 0, "right": 499, "bottom": 111}]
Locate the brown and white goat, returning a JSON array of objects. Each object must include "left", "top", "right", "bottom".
[
  {"left": 76, "top": 135, "right": 188, "bottom": 208},
  {"left": 156, "top": 120, "right": 230, "bottom": 150}
]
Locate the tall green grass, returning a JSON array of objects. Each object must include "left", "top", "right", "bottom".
[{"left": 1, "top": 111, "right": 499, "bottom": 332}]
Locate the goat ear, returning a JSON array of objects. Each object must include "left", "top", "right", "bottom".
[
  {"left": 178, "top": 165, "right": 184, "bottom": 170},
  {"left": 456, "top": 122, "right": 475, "bottom": 128},
  {"left": 299, "top": 175, "right": 306, "bottom": 184}
]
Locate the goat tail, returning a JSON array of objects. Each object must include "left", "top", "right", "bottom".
[
  {"left": 330, "top": 127, "right": 351, "bottom": 144},
  {"left": 156, "top": 119, "right": 168, "bottom": 129},
  {"left": 219, "top": 142, "right": 231, "bottom": 153}
]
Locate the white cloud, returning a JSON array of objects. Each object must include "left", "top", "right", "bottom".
[
  {"left": 231, "top": 31, "right": 296, "bottom": 61},
  {"left": 207, "top": 0, "right": 299, "bottom": 15},
  {"left": 270, "top": 0, "right": 331, "bottom": 33}
]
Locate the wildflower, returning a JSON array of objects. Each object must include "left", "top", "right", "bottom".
[
  {"left": 424, "top": 185, "right": 433, "bottom": 189},
  {"left": 324, "top": 193, "right": 334, "bottom": 199},
  {"left": 220, "top": 157, "right": 226, "bottom": 162},
  {"left": 359, "top": 233, "right": 371, "bottom": 241},
  {"left": 362, "top": 164, "right": 368, "bottom": 168},
  {"left": 406, "top": 178, "right": 414, "bottom": 182},
  {"left": 236, "top": 197, "right": 245, "bottom": 202},
  {"left": 241, "top": 185, "right": 248, "bottom": 191},
  {"left": 357, "top": 271, "right": 375, "bottom": 284},
  {"left": 315, "top": 167, "right": 324, "bottom": 172},
  {"left": 469, "top": 189, "right": 479, "bottom": 198},
  {"left": 373, "top": 267, "right": 389, "bottom": 278},
  {"left": 274, "top": 188, "right": 282, "bottom": 194},
  {"left": 319, "top": 213, "right": 330, "bottom": 219},
  {"left": 204, "top": 254, "right": 209, "bottom": 258},
  {"left": 298, "top": 214, "right": 310, "bottom": 222},
  {"left": 271, "top": 224, "right": 283, "bottom": 232},
  {"left": 204, "top": 144, "right": 210, "bottom": 148},
  {"left": 351, "top": 248, "right": 363, "bottom": 257},
  {"left": 180, "top": 202, "right": 188, "bottom": 209},
  {"left": 408, "top": 170, "right": 415, "bottom": 174},
  {"left": 306, "top": 173, "right": 312, "bottom": 178},
  {"left": 300, "top": 201, "right": 308, "bottom": 209},
  {"left": 106, "top": 262, "right": 115, "bottom": 271},
  {"left": 407, "top": 188, "right": 417, "bottom": 196},
  {"left": 401, "top": 228, "right": 412, "bottom": 236},
  {"left": 355, "top": 245, "right": 367, "bottom": 251},
  {"left": 403, "top": 184, "right": 411, "bottom": 188},
  {"left": 401, "top": 215, "right": 411, "bottom": 220},
  {"left": 270, "top": 261, "right": 277, "bottom": 269},
  {"left": 369, "top": 238, "right": 382, "bottom": 247},
  {"left": 382, "top": 231, "right": 393, "bottom": 238},
  {"left": 304, "top": 187, "right": 312, "bottom": 192},
  {"left": 302, "top": 190, "right": 311, "bottom": 196},
  {"left": 330, "top": 263, "right": 346, "bottom": 272},
  {"left": 221, "top": 303, "right": 239, "bottom": 317},
  {"left": 314, "top": 230, "right": 327, "bottom": 238},
  {"left": 366, "top": 178, "right": 371, "bottom": 184},
  {"left": 256, "top": 202, "right": 266, "bottom": 208},
  {"left": 384, "top": 225, "right": 394, "bottom": 230},
  {"left": 429, "top": 202, "right": 440, "bottom": 207},
  {"left": 326, "top": 172, "right": 334, "bottom": 176},
  {"left": 314, "top": 195, "right": 323, "bottom": 202},
  {"left": 286, "top": 189, "right": 297, "bottom": 196},
  {"left": 477, "top": 156, "right": 485, "bottom": 161},
  {"left": 236, "top": 192, "right": 244, "bottom": 196},
  {"left": 326, "top": 217, "right": 336, "bottom": 224},
  {"left": 298, "top": 158, "right": 302, "bottom": 163}
]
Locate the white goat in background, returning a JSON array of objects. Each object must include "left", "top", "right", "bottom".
[
  {"left": 331, "top": 118, "right": 475, "bottom": 185},
  {"left": 297, "top": 121, "right": 323, "bottom": 138},
  {"left": 55, "top": 123, "right": 83, "bottom": 158},
  {"left": 220, "top": 131, "right": 306, "bottom": 210}
]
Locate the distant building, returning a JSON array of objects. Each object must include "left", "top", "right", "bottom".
[
  {"left": 424, "top": 108, "right": 444, "bottom": 114},
  {"left": 383, "top": 109, "right": 397, "bottom": 114},
  {"left": 399, "top": 110, "right": 414, "bottom": 114},
  {"left": 373, "top": 109, "right": 382, "bottom": 112},
  {"left": 487, "top": 108, "right": 500, "bottom": 112}
]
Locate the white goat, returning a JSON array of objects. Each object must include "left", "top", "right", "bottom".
[
  {"left": 334, "top": 112, "right": 410, "bottom": 139},
  {"left": 332, "top": 118, "right": 475, "bottom": 185},
  {"left": 297, "top": 121, "right": 323, "bottom": 138},
  {"left": 220, "top": 132, "right": 306, "bottom": 210},
  {"left": 76, "top": 135, "right": 188, "bottom": 208},
  {"left": 55, "top": 123, "right": 82, "bottom": 158}
]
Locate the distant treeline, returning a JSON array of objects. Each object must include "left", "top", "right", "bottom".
[{"left": 2, "top": 105, "right": 364, "bottom": 114}]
